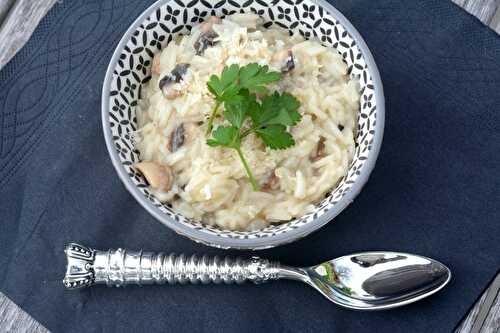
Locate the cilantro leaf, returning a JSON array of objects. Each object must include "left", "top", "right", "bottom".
[
  {"left": 249, "top": 92, "right": 301, "bottom": 128},
  {"left": 205, "top": 63, "right": 301, "bottom": 190},
  {"left": 206, "top": 63, "right": 282, "bottom": 134},
  {"left": 246, "top": 97, "right": 263, "bottom": 126},
  {"left": 255, "top": 125, "right": 295, "bottom": 150},
  {"left": 206, "top": 126, "right": 240, "bottom": 148},
  {"left": 221, "top": 64, "right": 240, "bottom": 87},
  {"left": 238, "top": 63, "right": 260, "bottom": 82},
  {"left": 207, "top": 75, "right": 224, "bottom": 97},
  {"left": 223, "top": 95, "right": 250, "bottom": 129},
  {"left": 239, "top": 64, "right": 281, "bottom": 94},
  {"left": 207, "top": 64, "right": 240, "bottom": 99},
  {"left": 220, "top": 82, "right": 241, "bottom": 101},
  {"left": 207, "top": 63, "right": 281, "bottom": 100},
  {"left": 272, "top": 92, "right": 301, "bottom": 126}
]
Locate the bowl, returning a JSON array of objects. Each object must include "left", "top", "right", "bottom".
[{"left": 102, "top": 0, "right": 385, "bottom": 250}]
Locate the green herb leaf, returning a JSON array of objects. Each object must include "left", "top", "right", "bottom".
[
  {"left": 271, "top": 92, "right": 302, "bottom": 126},
  {"left": 250, "top": 91, "right": 301, "bottom": 128},
  {"left": 239, "top": 64, "right": 282, "bottom": 94},
  {"left": 220, "top": 82, "right": 241, "bottom": 101},
  {"left": 220, "top": 64, "right": 240, "bottom": 88},
  {"left": 206, "top": 126, "right": 240, "bottom": 148},
  {"left": 255, "top": 125, "right": 295, "bottom": 150},
  {"left": 207, "top": 64, "right": 240, "bottom": 99},
  {"left": 205, "top": 63, "right": 301, "bottom": 190},
  {"left": 207, "top": 75, "right": 224, "bottom": 97},
  {"left": 223, "top": 95, "right": 249, "bottom": 129}
]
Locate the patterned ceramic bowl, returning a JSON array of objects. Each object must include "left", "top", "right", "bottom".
[{"left": 102, "top": 0, "right": 385, "bottom": 250}]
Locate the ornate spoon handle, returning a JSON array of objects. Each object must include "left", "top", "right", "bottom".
[{"left": 63, "top": 243, "right": 281, "bottom": 289}]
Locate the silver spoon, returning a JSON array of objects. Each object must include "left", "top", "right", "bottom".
[{"left": 63, "top": 243, "right": 451, "bottom": 310}]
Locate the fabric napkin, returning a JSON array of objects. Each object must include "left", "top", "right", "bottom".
[{"left": 1, "top": 0, "right": 499, "bottom": 332}]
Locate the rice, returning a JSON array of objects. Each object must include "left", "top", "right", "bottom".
[{"left": 135, "top": 13, "right": 360, "bottom": 231}]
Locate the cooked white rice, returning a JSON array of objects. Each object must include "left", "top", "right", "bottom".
[{"left": 135, "top": 13, "right": 360, "bottom": 231}]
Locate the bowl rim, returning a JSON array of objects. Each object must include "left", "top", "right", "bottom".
[{"left": 101, "top": 0, "right": 385, "bottom": 250}]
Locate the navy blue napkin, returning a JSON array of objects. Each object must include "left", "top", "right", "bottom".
[{"left": 1, "top": 1, "right": 499, "bottom": 332}]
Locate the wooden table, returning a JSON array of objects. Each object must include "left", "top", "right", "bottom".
[{"left": 0, "top": 1, "right": 499, "bottom": 332}]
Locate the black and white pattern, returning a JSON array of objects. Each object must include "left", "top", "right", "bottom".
[{"left": 106, "top": 0, "right": 378, "bottom": 240}]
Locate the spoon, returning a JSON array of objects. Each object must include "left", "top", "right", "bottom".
[{"left": 63, "top": 243, "right": 451, "bottom": 310}]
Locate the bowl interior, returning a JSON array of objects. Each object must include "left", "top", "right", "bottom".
[{"left": 104, "top": 0, "right": 380, "bottom": 245}]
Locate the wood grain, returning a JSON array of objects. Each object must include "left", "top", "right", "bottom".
[
  {"left": 0, "top": 1, "right": 499, "bottom": 332},
  {"left": 0, "top": 0, "right": 57, "bottom": 68},
  {"left": 0, "top": 0, "right": 17, "bottom": 24},
  {"left": 452, "top": 0, "right": 500, "bottom": 32},
  {"left": 491, "top": 6, "right": 500, "bottom": 31},
  {"left": 0, "top": 292, "right": 48, "bottom": 333},
  {"left": 455, "top": 282, "right": 500, "bottom": 333}
]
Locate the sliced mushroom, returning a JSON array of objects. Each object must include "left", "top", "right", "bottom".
[
  {"left": 168, "top": 122, "right": 198, "bottom": 152},
  {"left": 159, "top": 63, "right": 190, "bottom": 100},
  {"left": 281, "top": 51, "right": 295, "bottom": 73},
  {"left": 194, "top": 16, "right": 222, "bottom": 55},
  {"left": 152, "top": 53, "right": 161, "bottom": 75},
  {"left": 168, "top": 124, "right": 185, "bottom": 152},
  {"left": 273, "top": 50, "right": 295, "bottom": 73},
  {"left": 312, "top": 136, "right": 326, "bottom": 161},
  {"left": 135, "top": 161, "right": 173, "bottom": 191},
  {"left": 261, "top": 171, "right": 279, "bottom": 192}
]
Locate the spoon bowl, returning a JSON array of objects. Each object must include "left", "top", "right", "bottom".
[{"left": 279, "top": 252, "right": 451, "bottom": 310}]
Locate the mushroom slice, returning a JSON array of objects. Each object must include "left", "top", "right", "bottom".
[
  {"left": 168, "top": 124, "right": 185, "bottom": 152},
  {"left": 273, "top": 50, "right": 295, "bottom": 73},
  {"left": 281, "top": 50, "right": 295, "bottom": 73},
  {"left": 261, "top": 170, "right": 279, "bottom": 192},
  {"left": 168, "top": 123, "right": 199, "bottom": 152},
  {"left": 194, "top": 30, "right": 218, "bottom": 55},
  {"left": 159, "top": 63, "right": 190, "bottom": 100},
  {"left": 135, "top": 161, "right": 173, "bottom": 191},
  {"left": 194, "top": 16, "right": 222, "bottom": 55},
  {"left": 312, "top": 136, "right": 326, "bottom": 161}
]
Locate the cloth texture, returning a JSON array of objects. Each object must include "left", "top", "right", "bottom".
[{"left": 0, "top": 0, "right": 499, "bottom": 332}]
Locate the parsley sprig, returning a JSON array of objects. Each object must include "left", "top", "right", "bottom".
[
  {"left": 206, "top": 63, "right": 282, "bottom": 134},
  {"left": 206, "top": 63, "right": 302, "bottom": 190}
]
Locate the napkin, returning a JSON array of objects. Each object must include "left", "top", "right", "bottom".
[{"left": 1, "top": 0, "right": 499, "bottom": 332}]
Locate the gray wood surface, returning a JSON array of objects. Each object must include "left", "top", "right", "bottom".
[
  {"left": 0, "top": 0, "right": 57, "bottom": 69},
  {"left": 491, "top": 5, "right": 500, "bottom": 31},
  {"left": 0, "top": 1, "right": 499, "bottom": 332},
  {"left": 453, "top": 0, "right": 500, "bottom": 24},
  {"left": 456, "top": 279, "right": 500, "bottom": 333},
  {"left": 0, "top": 295, "right": 47, "bottom": 333}
]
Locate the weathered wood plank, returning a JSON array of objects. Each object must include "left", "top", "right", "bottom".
[
  {"left": 0, "top": 0, "right": 57, "bottom": 68},
  {"left": 452, "top": 0, "right": 500, "bottom": 23},
  {"left": 457, "top": 290, "right": 489, "bottom": 332},
  {"left": 0, "top": 0, "right": 17, "bottom": 24},
  {"left": 490, "top": 6, "right": 500, "bottom": 32},
  {"left": 482, "top": 292, "right": 500, "bottom": 333},
  {"left": 455, "top": 283, "right": 500, "bottom": 333},
  {"left": 0, "top": 292, "right": 48, "bottom": 333}
]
